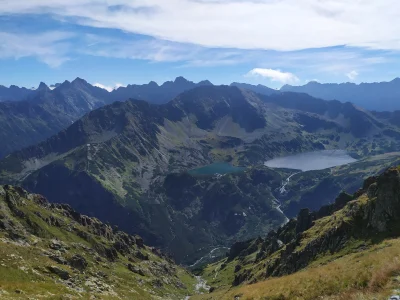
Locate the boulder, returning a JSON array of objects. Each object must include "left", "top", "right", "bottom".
[
  {"left": 68, "top": 254, "right": 88, "bottom": 271},
  {"left": 127, "top": 264, "right": 145, "bottom": 276},
  {"left": 49, "top": 239, "right": 66, "bottom": 251},
  {"left": 135, "top": 235, "right": 144, "bottom": 248},
  {"left": 47, "top": 266, "right": 70, "bottom": 280},
  {"left": 105, "top": 247, "right": 118, "bottom": 261},
  {"left": 134, "top": 250, "right": 149, "bottom": 261},
  {"left": 48, "top": 254, "right": 67, "bottom": 265}
]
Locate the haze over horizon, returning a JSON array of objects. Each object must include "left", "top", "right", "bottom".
[{"left": 1, "top": 1, "right": 400, "bottom": 89}]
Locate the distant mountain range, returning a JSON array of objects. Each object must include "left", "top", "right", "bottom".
[
  {"left": 0, "top": 77, "right": 213, "bottom": 158},
  {"left": 282, "top": 78, "right": 400, "bottom": 111},
  {"left": 0, "top": 76, "right": 213, "bottom": 105},
  {"left": 110, "top": 76, "right": 213, "bottom": 104},
  {"left": 0, "top": 76, "right": 285, "bottom": 158},
  {"left": 4, "top": 77, "right": 400, "bottom": 112},
  {"left": 2, "top": 75, "right": 400, "bottom": 158},
  {"left": 0, "top": 84, "right": 36, "bottom": 102},
  {"left": 230, "top": 82, "right": 278, "bottom": 96},
  {"left": 0, "top": 78, "right": 110, "bottom": 158}
]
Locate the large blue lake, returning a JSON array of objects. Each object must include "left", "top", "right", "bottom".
[
  {"left": 188, "top": 163, "right": 245, "bottom": 176},
  {"left": 264, "top": 150, "right": 357, "bottom": 171}
]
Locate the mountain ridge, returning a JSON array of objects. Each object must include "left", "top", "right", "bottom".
[{"left": 281, "top": 78, "right": 400, "bottom": 111}]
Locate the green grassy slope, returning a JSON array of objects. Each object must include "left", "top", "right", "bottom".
[{"left": 0, "top": 185, "right": 196, "bottom": 299}]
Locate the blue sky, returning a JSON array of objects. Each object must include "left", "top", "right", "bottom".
[{"left": 1, "top": 0, "right": 400, "bottom": 90}]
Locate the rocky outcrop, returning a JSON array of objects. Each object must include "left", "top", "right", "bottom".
[
  {"left": 366, "top": 168, "right": 400, "bottom": 231},
  {"left": 47, "top": 266, "right": 70, "bottom": 280},
  {"left": 295, "top": 208, "right": 316, "bottom": 234},
  {"left": 68, "top": 254, "right": 88, "bottom": 271}
]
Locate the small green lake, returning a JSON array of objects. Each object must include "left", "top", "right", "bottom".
[{"left": 188, "top": 163, "right": 245, "bottom": 176}]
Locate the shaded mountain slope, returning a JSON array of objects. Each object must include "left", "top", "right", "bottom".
[
  {"left": 0, "top": 78, "right": 111, "bottom": 158},
  {"left": 0, "top": 185, "right": 196, "bottom": 299},
  {"left": 198, "top": 166, "right": 400, "bottom": 299}
]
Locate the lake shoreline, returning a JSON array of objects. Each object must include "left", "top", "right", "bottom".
[{"left": 264, "top": 150, "right": 358, "bottom": 172}]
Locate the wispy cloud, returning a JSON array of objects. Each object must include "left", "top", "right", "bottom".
[
  {"left": 0, "top": 31, "right": 74, "bottom": 67},
  {"left": 0, "top": 26, "right": 393, "bottom": 77},
  {"left": 1, "top": 1, "right": 400, "bottom": 51},
  {"left": 80, "top": 33, "right": 393, "bottom": 72},
  {"left": 246, "top": 68, "right": 300, "bottom": 84},
  {"left": 81, "top": 35, "right": 202, "bottom": 63}
]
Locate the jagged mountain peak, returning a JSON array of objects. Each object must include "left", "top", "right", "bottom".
[
  {"left": 37, "top": 82, "right": 49, "bottom": 90},
  {"left": 148, "top": 80, "right": 159, "bottom": 87},
  {"left": 58, "top": 80, "right": 71, "bottom": 89},
  {"left": 174, "top": 76, "right": 191, "bottom": 84},
  {"left": 198, "top": 79, "right": 213, "bottom": 86},
  {"left": 72, "top": 77, "right": 88, "bottom": 84},
  {"left": 70, "top": 77, "right": 92, "bottom": 89}
]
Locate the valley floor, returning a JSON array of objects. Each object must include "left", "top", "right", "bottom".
[{"left": 194, "top": 238, "right": 400, "bottom": 300}]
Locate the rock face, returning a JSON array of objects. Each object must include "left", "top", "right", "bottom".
[
  {"left": 0, "top": 185, "right": 195, "bottom": 299},
  {"left": 368, "top": 168, "right": 400, "bottom": 231},
  {"left": 222, "top": 167, "right": 400, "bottom": 286}
]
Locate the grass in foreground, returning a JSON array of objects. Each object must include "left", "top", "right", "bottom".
[{"left": 193, "top": 238, "right": 400, "bottom": 300}]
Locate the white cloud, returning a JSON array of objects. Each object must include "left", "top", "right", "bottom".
[
  {"left": 93, "top": 82, "right": 126, "bottom": 92},
  {"left": 1, "top": 1, "right": 400, "bottom": 51},
  {"left": 346, "top": 70, "right": 359, "bottom": 81},
  {"left": 246, "top": 68, "right": 300, "bottom": 84}
]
